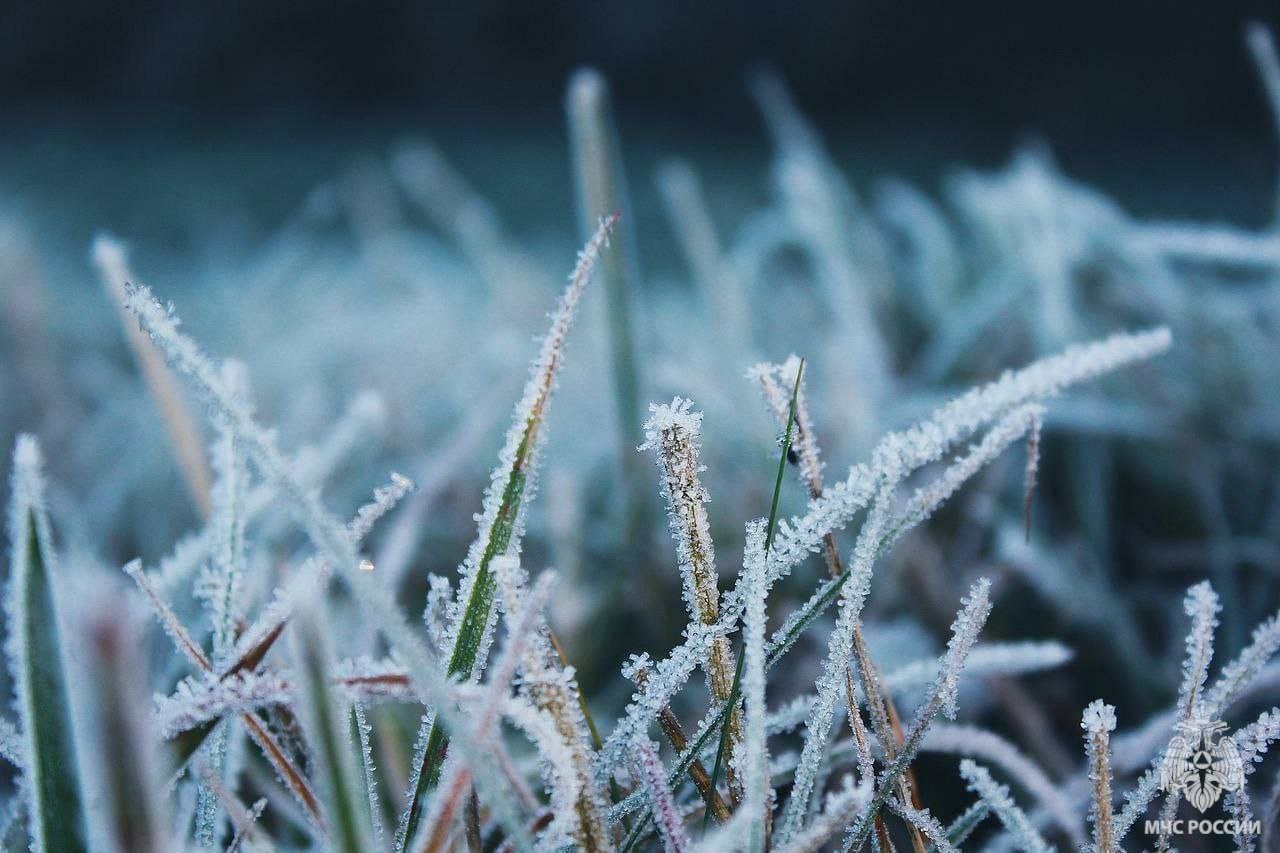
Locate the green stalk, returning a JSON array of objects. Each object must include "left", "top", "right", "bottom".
[
  {"left": 403, "top": 437, "right": 529, "bottom": 846},
  {"left": 566, "top": 69, "right": 646, "bottom": 525},
  {"left": 6, "top": 437, "right": 87, "bottom": 852},
  {"left": 295, "top": 595, "right": 371, "bottom": 853},
  {"left": 398, "top": 216, "right": 616, "bottom": 851},
  {"left": 702, "top": 360, "right": 803, "bottom": 829}
]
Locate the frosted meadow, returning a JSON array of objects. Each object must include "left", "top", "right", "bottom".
[{"left": 3, "top": 22, "right": 1280, "bottom": 853}]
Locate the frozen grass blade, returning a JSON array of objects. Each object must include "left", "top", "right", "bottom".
[
  {"left": 118, "top": 273, "right": 528, "bottom": 845},
  {"left": 353, "top": 703, "right": 388, "bottom": 851},
  {"left": 0, "top": 717, "right": 22, "bottom": 769},
  {"left": 739, "top": 520, "right": 771, "bottom": 852},
  {"left": 601, "top": 329, "right": 1169, "bottom": 801},
  {"left": 843, "top": 580, "right": 993, "bottom": 853},
  {"left": 124, "top": 559, "right": 326, "bottom": 829},
  {"left": 294, "top": 590, "right": 373, "bottom": 853},
  {"left": 705, "top": 359, "right": 802, "bottom": 830},
  {"left": 400, "top": 214, "right": 616, "bottom": 849},
  {"left": 79, "top": 584, "right": 167, "bottom": 853},
  {"left": 1246, "top": 22, "right": 1280, "bottom": 218},
  {"left": 93, "top": 236, "right": 213, "bottom": 517},
  {"left": 1082, "top": 700, "right": 1117, "bottom": 853},
  {"left": 642, "top": 397, "right": 743, "bottom": 802},
  {"left": 567, "top": 69, "right": 645, "bottom": 483},
  {"left": 634, "top": 735, "right": 689, "bottom": 853},
  {"left": 957, "top": 760, "right": 1053, "bottom": 853},
  {"left": 656, "top": 160, "right": 751, "bottom": 353},
  {"left": 415, "top": 572, "right": 550, "bottom": 852},
  {"left": 6, "top": 436, "right": 87, "bottom": 852}
]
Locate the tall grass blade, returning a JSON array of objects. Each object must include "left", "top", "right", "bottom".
[
  {"left": 79, "top": 584, "right": 167, "bottom": 853},
  {"left": 93, "top": 236, "right": 213, "bottom": 517},
  {"left": 567, "top": 69, "right": 646, "bottom": 515},
  {"left": 294, "top": 590, "right": 373, "bottom": 853},
  {"left": 5, "top": 436, "right": 88, "bottom": 852},
  {"left": 398, "top": 214, "right": 617, "bottom": 850}
]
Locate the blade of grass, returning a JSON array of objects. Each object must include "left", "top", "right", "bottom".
[
  {"left": 81, "top": 588, "right": 167, "bottom": 853},
  {"left": 397, "top": 215, "right": 616, "bottom": 851},
  {"left": 6, "top": 437, "right": 88, "bottom": 852},
  {"left": 93, "top": 237, "right": 213, "bottom": 518},
  {"left": 702, "top": 359, "right": 803, "bottom": 829},
  {"left": 294, "top": 591, "right": 373, "bottom": 853}
]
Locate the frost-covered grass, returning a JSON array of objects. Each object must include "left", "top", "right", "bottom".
[{"left": 2, "top": 22, "right": 1280, "bottom": 853}]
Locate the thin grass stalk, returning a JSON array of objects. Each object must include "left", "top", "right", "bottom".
[
  {"left": 400, "top": 217, "right": 617, "bottom": 849},
  {"left": 704, "top": 360, "right": 803, "bottom": 828},
  {"left": 1083, "top": 701, "right": 1117, "bottom": 853},
  {"left": 124, "top": 560, "right": 326, "bottom": 829},
  {"left": 756, "top": 357, "right": 923, "bottom": 852},
  {"left": 642, "top": 397, "right": 743, "bottom": 804},
  {"left": 93, "top": 236, "right": 213, "bottom": 517},
  {"left": 567, "top": 69, "right": 645, "bottom": 493},
  {"left": 294, "top": 591, "right": 373, "bottom": 852}
]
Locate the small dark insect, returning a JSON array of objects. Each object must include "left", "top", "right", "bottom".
[{"left": 787, "top": 447, "right": 800, "bottom": 465}]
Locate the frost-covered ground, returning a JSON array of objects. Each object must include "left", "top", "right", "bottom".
[{"left": 1, "top": 39, "right": 1279, "bottom": 853}]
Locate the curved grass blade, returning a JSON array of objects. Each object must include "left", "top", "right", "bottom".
[{"left": 6, "top": 436, "right": 88, "bottom": 852}]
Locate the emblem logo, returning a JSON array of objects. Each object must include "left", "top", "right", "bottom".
[{"left": 1159, "top": 717, "right": 1245, "bottom": 813}]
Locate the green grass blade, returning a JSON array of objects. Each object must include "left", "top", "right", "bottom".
[
  {"left": 6, "top": 436, "right": 87, "bottom": 852},
  {"left": 397, "top": 217, "right": 616, "bottom": 852},
  {"left": 567, "top": 69, "right": 647, "bottom": 527},
  {"left": 702, "top": 359, "right": 803, "bottom": 829},
  {"left": 295, "top": 592, "right": 372, "bottom": 853}
]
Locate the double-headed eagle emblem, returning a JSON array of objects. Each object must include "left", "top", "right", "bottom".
[{"left": 1159, "top": 717, "right": 1245, "bottom": 813}]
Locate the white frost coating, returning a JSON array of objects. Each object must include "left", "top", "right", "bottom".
[
  {"left": 0, "top": 717, "right": 22, "bottom": 770},
  {"left": 601, "top": 329, "right": 1169, "bottom": 787},
  {"left": 155, "top": 672, "right": 292, "bottom": 740},
  {"left": 776, "top": 485, "right": 890, "bottom": 843},
  {"left": 492, "top": 556, "right": 612, "bottom": 850},
  {"left": 958, "top": 759, "right": 1054, "bottom": 853},
  {"left": 640, "top": 397, "right": 719, "bottom": 627},
  {"left": 632, "top": 735, "right": 689, "bottom": 853},
  {"left": 641, "top": 397, "right": 739, "bottom": 739},
  {"left": 348, "top": 472, "right": 415, "bottom": 543},
  {"left": 750, "top": 355, "right": 823, "bottom": 495},
  {"left": 738, "top": 520, "right": 771, "bottom": 852},
  {"left": 417, "top": 573, "right": 551, "bottom": 847},
  {"left": 1082, "top": 700, "right": 1117, "bottom": 853},
  {"left": 159, "top": 390, "right": 387, "bottom": 593},
  {"left": 922, "top": 724, "right": 1081, "bottom": 846},
  {"left": 774, "top": 776, "right": 869, "bottom": 853},
  {"left": 886, "top": 799, "right": 957, "bottom": 853},
  {"left": 1204, "top": 610, "right": 1280, "bottom": 719},
  {"left": 352, "top": 703, "right": 387, "bottom": 851},
  {"left": 502, "top": 697, "right": 579, "bottom": 849},
  {"left": 121, "top": 275, "right": 530, "bottom": 848},
  {"left": 439, "top": 214, "right": 617, "bottom": 689},
  {"left": 780, "top": 406, "right": 1030, "bottom": 844},
  {"left": 1083, "top": 699, "right": 1117, "bottom": 735},
  {"left": 842, "top": 579, "right": 993, "bottom": 853},
  {"left": 1178, "top": 581, "right": 1220, "bottom": 715},
  {"left": 936, "top": 579, "right": 995, "bottom": 720}
]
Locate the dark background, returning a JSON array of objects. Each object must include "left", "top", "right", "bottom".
[
  {"left": 5, "top": 2, "right": 1278, "bottom": 138},
  {"left": 4, "top": 1, "right": 1280, "bottom": 236}
]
